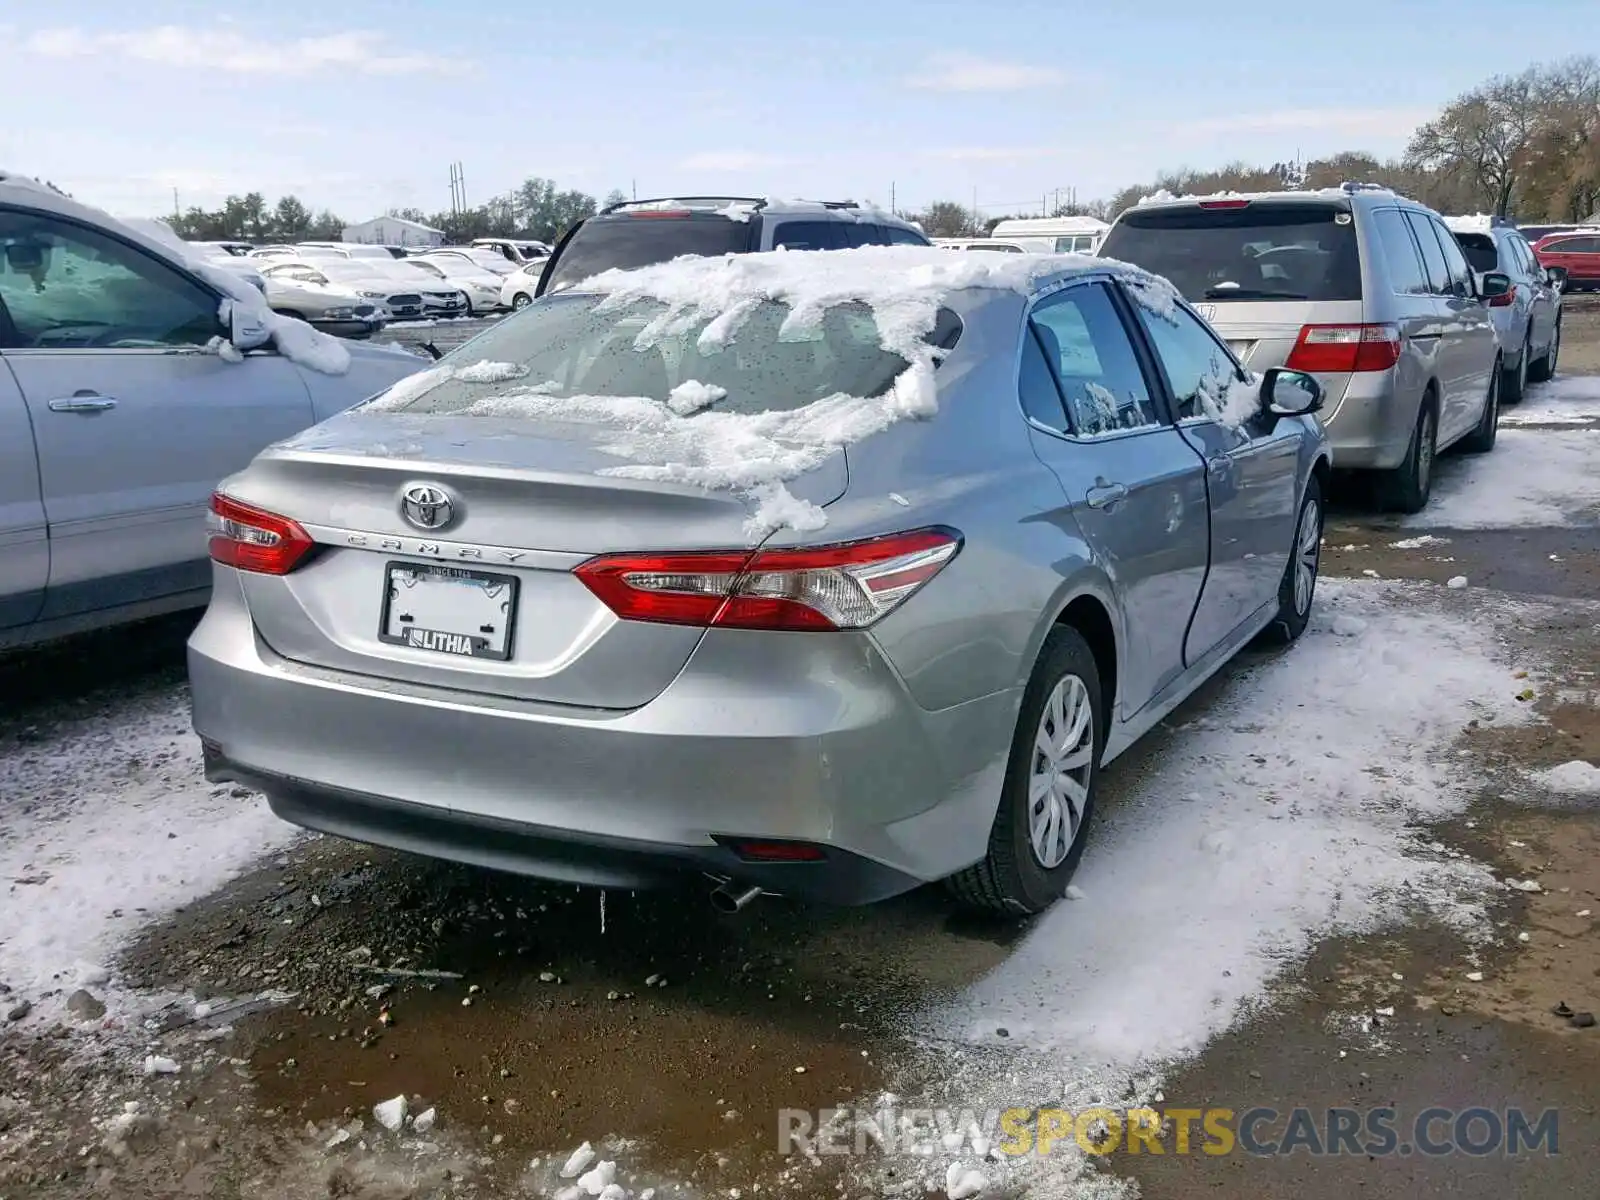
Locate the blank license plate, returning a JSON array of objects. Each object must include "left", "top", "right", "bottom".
[{"left": 379, "top": 562, "right": 517, "bottom": 661}]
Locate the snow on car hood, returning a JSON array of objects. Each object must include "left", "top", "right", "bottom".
[{"left": 364, "top": 246, "right": 1185, "bottom": 537}]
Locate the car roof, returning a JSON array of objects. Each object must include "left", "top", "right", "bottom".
[
  {"left": 597, "top": 195, "right": 923, "bottom": 231},
  {"left": 1123, "top": 183, "right": 1432, "bottom": 215}
]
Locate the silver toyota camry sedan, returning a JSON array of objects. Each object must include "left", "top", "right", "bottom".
[{"left": 189, "top": 247, "right": 1330, "bottom": 915}]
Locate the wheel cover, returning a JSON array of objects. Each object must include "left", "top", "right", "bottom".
[
  {"left": 1518, "top": 343, "right": 1528, "bottom": 391},
  {"left": 1029, "top": 675, "right": 1095, "bottom": 869},
  {"left": 1294, "top": 497, "right": 1321, "bottom": 616}
]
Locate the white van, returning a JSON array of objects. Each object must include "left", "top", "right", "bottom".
[{"left": 987, "top": 216, "right": 1109, "bottom": 254}]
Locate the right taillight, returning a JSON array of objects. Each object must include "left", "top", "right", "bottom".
[
  {"left": 1486, "top": 283, "right": 1518, "bottom": 308},
  {"left": 207, "top": 493, "right": 315, "bottom": 575},
  {"left": 1285, "top": 323, "right": 1402, "bottom": 373},
  {"left": 575, "top": 527, "right": 962, "bottom": 632}
]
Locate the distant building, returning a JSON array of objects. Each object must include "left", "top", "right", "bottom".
[{"left": 341, "top": 216, "right": 446, "bottom": 248}]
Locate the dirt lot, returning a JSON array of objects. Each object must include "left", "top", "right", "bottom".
[{"left": 3, "top": 296, "right": 1599, "bottom": 1200}]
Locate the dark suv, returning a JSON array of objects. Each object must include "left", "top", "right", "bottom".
[{"left": 535, "top": 196, "right": 930, "bottom": 298}]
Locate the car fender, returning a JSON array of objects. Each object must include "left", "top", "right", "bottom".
[{"left": 1019, "top": 561, "right": 1126, "bottom": 717}]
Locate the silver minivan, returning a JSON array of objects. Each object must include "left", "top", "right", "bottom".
[{"left": 1098, "top": 184, "right": 1504, "bottom": 512}]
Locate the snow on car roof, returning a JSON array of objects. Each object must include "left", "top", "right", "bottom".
[
  {"left": 1442, "top": 214, "right": 1502, "bottom": 234},
  {"left": 1134, "top": 185, "right": 1400, "bottom": 207},
  {"left": 364, "top": 246, "right": 1183, "bottom": 539}
]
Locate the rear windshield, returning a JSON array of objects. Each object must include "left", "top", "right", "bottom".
[
  {"left": 542, "top": 216, "right": 756, "bottom": 294},
  {"left": 370, "top": 294, "right": 961, "bottom": 417},
  {"left": 1452, "top": 232, "right": 1499, "bottom": 272},
  {"left": 1099, "top": 203, "right": 1362, "bottom": 302}
]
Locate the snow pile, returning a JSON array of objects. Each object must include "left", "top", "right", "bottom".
[
  {"left": 1527, "top": 761, "right": 1600, "bottom": 798},
  {"left": 1408, "top": 428, "right": 1600, "bottom": 528},
  {"left": 1500, "top": 374, "right": 1600, "bottom": 427},
  {"left": 451, "top": 359, "right": 529, "bottom": 384},
  {"left": 665, "top": 378, "right": 727, "bottom": 416},
  {"left": 1391, "top": 535, "right": 1452, "bottom": 549},
  {"left": 862, "top": 580, "right": 1530, "bottom": 1198}
]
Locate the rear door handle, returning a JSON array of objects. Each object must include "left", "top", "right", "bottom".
[
  {"left": 1085, "top": 482, "right": 1129, "bottom": 510},
  {"left": 1207, "top": 455, "right": 1232, "bottom": 478},
  {"left": 48, "top": 393, "right": 118, "bottom": 413}
]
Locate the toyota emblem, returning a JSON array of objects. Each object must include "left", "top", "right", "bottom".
[{"left": 400, "top": 484, "right": 455, "bottom": 531}]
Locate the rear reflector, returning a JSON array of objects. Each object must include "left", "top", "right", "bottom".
[
  {"left": 575, "top": 527, "right": 962, "bottom": 632},
  {"left": 1285, "top": 323, "right": 1402, "bottom": 373},
  {"left": 207, "top": 493, "right": 315, "bottom": 575},
  {"left": 723, "top": 840, "right": 827, "bottom": 862},
  {"left": 1486, "top": 284, "right": 1517, "bottom": 308},
  {"left": 1197, "top": 199, "right": 1250, "bottom": 209}
]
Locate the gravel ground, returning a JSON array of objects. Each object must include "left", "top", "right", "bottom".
[{"left": 2, "top": 312, "right": 1599, "bottom": 1200}]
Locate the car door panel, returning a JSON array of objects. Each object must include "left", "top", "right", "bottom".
[
  {"left": 0, "top": 359, "right": 47, "bottom": 629},
  {"left": 1125, "top": 294, "right": 1298, "bottom": 659},
  {"left": 1017, "top": 282, "right": 1210, "bottom": 719},
  {"left": 8, "top": 349, "right": 315, "bottom": 618}
]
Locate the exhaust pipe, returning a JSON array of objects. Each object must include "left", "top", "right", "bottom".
[{"left": 710, "top": 883, "right": 764, "bottom": 914}]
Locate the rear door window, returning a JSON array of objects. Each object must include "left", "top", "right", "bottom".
[
  {"left": 1096, "top": 202, "right": 1361, "bottom": 302},
  {"left": 841, "top": 224, "right": 890, "bottom": 248},
  {"left": 1429, "top": 219, "right": 1475, "bottom": 297},
  {"left": 541, "top": 215, "right": 755, "bottom": 293},
  {"left": 886, "top": 225, "right": 928, "bottom": 246},
  {"left": 1404, "top": 212, "right": 1451, "bottom": 295},
  {"left": 1029, "top": 283, "right": 1162, "bottom": 435},
  {"left": 771, "top": 221, "right": 847, "bottom": 250},
  {"left": 1370, "top": 209, "right": 1430, "bottom": 295}
]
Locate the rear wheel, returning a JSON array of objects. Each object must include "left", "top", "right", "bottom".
[
  {"left": 512, "top": 292, "right": 534, "bottom": 310},
  {"left": 947, "top": 626, "right": 1104, "bottom": 915},
  {"left": 1259, "top": 474, "right": 1322, "bottom": 645},
  {"left": 1378, "top": 397, "right": 1437, "bottom": 515},
  {"left": 1501, "top": 334, "right": 1529, "bottom": 404},
  {"left": 1460, "top": 361, "right": 1500, "bottom": 454},
  {"left": 1529, "top": 319, "right": 1560, "bottom": 383}
]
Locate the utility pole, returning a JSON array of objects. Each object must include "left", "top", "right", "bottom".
[
  {"left": 172, "top": 187, "right": 179, "bottom": 220},
  {"left": 971, "top": 185, "right": 979, "bottom": 235},
  {"left": 891, "top": 181, "right": 896, "bottom": 215},
  {"left": 632, "top": 179, "right": 637, "bottom": 201}
]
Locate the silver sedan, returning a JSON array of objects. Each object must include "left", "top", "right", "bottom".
[{"left": 188, "top": 249, "right": 1330, "bottom": 915}]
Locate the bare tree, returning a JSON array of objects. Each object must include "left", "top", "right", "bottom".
[
  {"left": 916, "top": 201, "right": 976, "bottom": 238},
  {"left": 1406, "top": 67, "right": 1545, "bottom": 215}
]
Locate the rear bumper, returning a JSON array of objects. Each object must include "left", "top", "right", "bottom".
[
  {"left": 1317, "top": 369, "right": 1416, "bottom": 471},
  {"left": 187, "top": 569, "right": 1015, "bottom": 904}
]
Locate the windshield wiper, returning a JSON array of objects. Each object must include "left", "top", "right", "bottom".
[{"left": 1202, "top": 286, "right": 1309, "bottom": 300}]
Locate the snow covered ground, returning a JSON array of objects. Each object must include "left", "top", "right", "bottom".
[{"left": 0, "top": 688, "right": 297, "bottom": 1025}]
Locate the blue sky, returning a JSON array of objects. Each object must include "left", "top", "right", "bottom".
[{"left": 2, "top": 0, "right": 1595, "bottom": 222}]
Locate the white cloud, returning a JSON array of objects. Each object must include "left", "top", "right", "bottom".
[
  {"left": 1173, "top": 107, "right": 1430, "bottom": 138},
  {"left": 676, "top": 151, "right": 792, "bottom": 172},
  {"left": 923, "top": 146, "right": 1064, "bottom": 164},
  {"left": 23, "top": 25, "right": 466, "bottom": 76},
  {"left": 905, "top": 55, "right": 1064, "bottom": 92}
]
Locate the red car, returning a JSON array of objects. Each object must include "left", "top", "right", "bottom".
[{"left": 1532, "top": 230, "right": 1600, "bottom": 290}]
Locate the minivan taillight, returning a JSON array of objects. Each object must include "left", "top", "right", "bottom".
[
  {"left": 574, "top": 528, "right": 962, "bottom": 632},
  {"left": 207, "top": 493, "right": 315, "bottom": 575},
  {"left": 1285, "top": 323, "right": 1402, "bottom": 373},
  {"left": 1486, "top": 284, "right": 1518, "bottom": 309}
]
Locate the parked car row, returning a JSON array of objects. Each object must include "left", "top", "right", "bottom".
[{"left": 1094, "top": 183, "right": 1566, "bottom": 513}]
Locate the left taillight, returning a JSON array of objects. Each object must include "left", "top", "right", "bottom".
[
  {"left": 1486, "top": 283, "right": 1517, "bottom": 308},
  {"left": 207, "top": 493, "right": 315, "bottom": 575},
  {"left": 575, "top": 527, "right": 962, "bottom": 632}
]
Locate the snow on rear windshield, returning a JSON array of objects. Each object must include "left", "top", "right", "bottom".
[
  {"left": 367, "top": 293, "right": 932, "bottom": 416},
  {"left": 542, "top": 215, "right": 756, "bottom": 294},
  {"left": 1100, "top": 203, "right": 1362, "bottom": 303}
]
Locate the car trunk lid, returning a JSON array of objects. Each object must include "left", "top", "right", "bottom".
[{"left": 229, "top": 410, "right": 847, "bottom": 709}]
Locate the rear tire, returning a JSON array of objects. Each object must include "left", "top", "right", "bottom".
[
  {"left": 947, "top": 626, "right": 1104, "bottom": 916},
  {"left": 1529, "top": 319, "right": 1560, "bottom": 383},
  {"left": 1259, "top": 474, "right": 1322, "bottom": 646},
  {"left": 512, "top": 292, "right": 533, "bottom": 310},
  {"left": 1378, "top": 396, "right": 1437, "bottom": 515},
  {"left": 1501, "top": 335, "right": 1529, "bottom": 404},
  {"left": 1460, "top": 361, "right": 1500, "bottom": 454}
]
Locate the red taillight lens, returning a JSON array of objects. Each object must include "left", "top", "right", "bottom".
[
  {"left": 1197, "top": 199, "right": 1250, "bottom": 209},
  {"left": 1486, "top": 283, "right": 1517, "bottom": 308},
  {"left": 574, "top": 527, "right": 962, "bottom": 632},
  {"left": 1285, "top": 323, "right": 1402, "bottom": 373},
  {"left": 724, "top": 840, "right": 827, "bottom": 862},
  {"left": 206, "top": 493, "right": 315, "bottom": 575}
]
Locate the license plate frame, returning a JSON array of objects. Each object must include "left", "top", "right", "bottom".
[{"left": 378, "top": 561, "right": 518, "bottom": 661}]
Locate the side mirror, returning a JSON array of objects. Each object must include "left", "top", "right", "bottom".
[
  {"left": 4, "top": 240, "right": 47, "bottom": 273},
  {"left": 1546, "top": 265, "right": 1569, "bottom": 292},
  {"left": 1260, "top": 367, "right": 1323, "bottom": 417},
  {"left": 223, "top": 298, "right": 272, "bottom": 353},
  {"left": 1479, "top": 271, "right": 1513, "bottom": 300}
]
